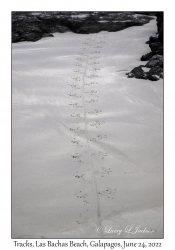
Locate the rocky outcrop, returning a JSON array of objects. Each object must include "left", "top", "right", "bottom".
[
  {"left": 127, "top": 64, "right": 163, "bottom": 81},
  {"left": 149, "top": 42, "right": 163, "bottom": 55},
  {"left": 127, "top": 66, "right": 147, "bottom": 80},
  {"left": 127, "top": 12, "right": 163, "bottom": 81},
  {"left": 141, "top": 52, "right": 153, "bottom": 61},
  {"left": 12, "top": 12, "right": 163, "bottom": 82},
  {"left": 12, "top": 12, "right": 153, "bottom": 43},
  {"left": 145, "top": 55, "right": 163, "bottom": 68}
]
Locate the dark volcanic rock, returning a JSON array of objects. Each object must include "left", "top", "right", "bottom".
[
  {"left": 128, "top": 12, "right": 163, "bottom": 81},
  {"left": 149, "top": 65, "right": 163, "bottom": 76},
  {"left": 49, "top": 24, "right": 70, "bottom": 33},
  {"left": 145, "top": 55, "right": 163, "bottom": 68},
  {"left": 156, "top": 12, "right": 163, "bottom": 43},
  {"left": 127, "top": 66, "right": 146, "bottom": 79},
  {"left": 12, "top": 33, "right": 20, "bottom": 43},
  {"left": 149, "top": 42, "right": 163, "bottom": 55},
  {"left": 20, "top": 32, "right": 42, "bottom": 42},
  {"left": 12, "top": 11, "right": 153, "bottom": 43},
  {"left": 127, "top": 65, "right": 163, "bottom": 81},
  {"left": 141, "top": 52, "right": 153, "bottom": 61},
  {"left": 149, "top": 34, "right": 159, "bottom": 43},
  {"left": 146, "top": 74, "right": 160, "bottom": 81},
  {"left": 42, "top": 33, "right": 54, "bottom": 38}
]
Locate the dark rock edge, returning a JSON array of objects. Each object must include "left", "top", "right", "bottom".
[
  {"left": 12, "top": 11, "right": 163, "bottom": 81},
  {"left": 127, "top": 12, "right": 163, "bottom": 81},
  {"left": 12, "top": 11, "right": 154, "bottom": 43}
]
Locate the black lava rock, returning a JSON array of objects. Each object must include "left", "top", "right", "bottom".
[
  {"left": 156, "top": 12, "right": 163, "bottom": 43},
  {"left": 149, "top": 42, "right": 163, "bottom": 55},
  {"left": 149, "top": 34, "right": 159, "bottom": 43},
  {"left": 12, "top": 11, "right": 153, "bottom": 43},
  {"left": 141, "top": 52, "right": 153, "bottom": 61},
  {"left": 146, "top": 74, "right": 160, "bottom": 81},
  {"left": 127, "top": 66, "right": 147, "bottom": 79},
  {"left": 148, "top": 66, "right": 163, "bottom": 79},
  {"left": 20, "top": 32, "right": 42, "bottom": 42},
  {"left": 12, "top": 33, "right": 20, "bottom": 43},
  {"left": 128, "top": 12, "right": 163, "bottom": 81},
  {"left": 145, "top": 55, "right": 163, "bottom": 68},
  {"left": 127, "top": 65, "right": 163, "bottom": 81},
  {"left": 42, "top": 33, "right": 54, "bottom": 38}
]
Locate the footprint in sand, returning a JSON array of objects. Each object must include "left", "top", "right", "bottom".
[
  {"left": 98, "top": 188, "right": 117, "bottom": 199},
  {"left": 68, "top": 35, "right": 110, "bottom": 222}
]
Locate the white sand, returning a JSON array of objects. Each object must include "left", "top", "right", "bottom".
[{"left": 12, "top": 18, "right": 163, "bottom": 239}]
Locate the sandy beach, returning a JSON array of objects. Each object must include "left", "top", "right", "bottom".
[{"left": 12, "top": 17, "right": 163, "bottom": 238}]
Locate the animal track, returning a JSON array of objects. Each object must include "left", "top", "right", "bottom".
[
  {"left": 92, "top": 62, "right": 100, "bottom": 65},
  {"left": 71, "top": 77, "right": 81, "bottom": 81},
  {"left": 86, "top": 99, "right": 98, "bottom": 103},
  {"left": 69, "top": 93, "right": 81, "bottom": 99},
  {"left": 69, "top": 102, "right": 82, "bottom": 108},
  {"left": 75, "top": 57, "right": 84, "bottom": 61},
  {"left": 71, "top": 113, "right": 85, "bottom": 120},
  {"left": 72, "top": 154, "right": 82, "bottom": 159},
  {"left": 71, "top": 139, "right": 80, "bottom": 145},
  {"left": 73, "top": 69, "right": 83, "bottom": 74},
  {"left": 98, "top": 187, "right": 117, "bottom": 199},
  {"left": 88, "top": 108, "right": 102, "bottom": 114},
  {"left": 82, "top": 42, "right": 92, "bottom": 46},
  {"left": 97, "top": 134, "right": 107, "bottom": 140},
  {"left": 89, "top": 120, "right": 105, "bottom": 128},
  {"left": 75, "top": 64, "right": 84, "bottom": 67},
  {"left": 70, "top": 126, "right": 85, "bottom": 136},
  {"left": 67, "top": 34, "right": 111, "bottom": 224},
  {"left": 86, "top": 75, "right": 98, "bottom": 79},
  {"left": 97, "top": 41, "right": 105, "bottom": 44},
  {"left": 92, "top": 51, "right": 100, "bottom": 54},
  {"left": 91, "top": 150, "right": 108, "bottom": 159},
  {"left": 89, "top": 134, "right": 107, "bottom": 142},
  {"left": 89, "top": 68, "right": 100, "bottom": 71},
  {"left": 84, "top": 81, "right": 98, "bottom": 86},
  {"left": 90, "top": 56, "right": 100, "bottom": 60}
]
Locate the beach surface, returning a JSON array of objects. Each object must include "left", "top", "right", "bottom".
[{"left": 12, "top": 18, "right": 163, "bottom": 238}]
